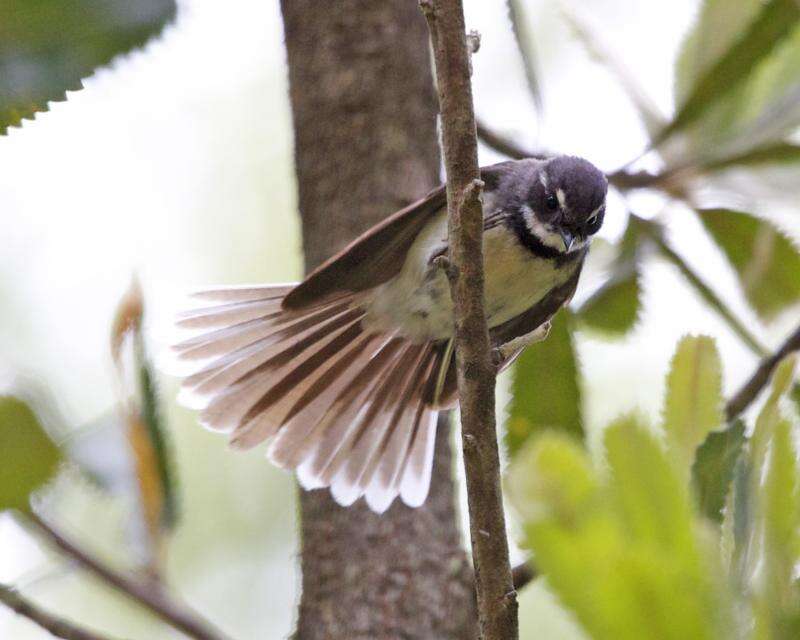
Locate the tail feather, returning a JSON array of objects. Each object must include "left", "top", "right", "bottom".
[
  {"left": 179, "top": 305, "right": 362, "bottom": 406},
  {"left": 199, "top": 317, "right": 363, "bottom": 432},
  {"left": 189, "top": 284, "right": 294, "bottom": 303},
  {"left": 169, "top": 284, "right": 447, "bottom": 512},
  {"left": 268, "top": 335, "right": 403, "bottom": 469}
]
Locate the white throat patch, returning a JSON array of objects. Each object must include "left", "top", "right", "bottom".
[{"left": 520, "top": 205, "right": 590, "bottom": 254}]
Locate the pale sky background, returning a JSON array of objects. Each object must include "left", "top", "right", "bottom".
[{"left": 1, "top": 0, "right": 798, "bottom": 638}]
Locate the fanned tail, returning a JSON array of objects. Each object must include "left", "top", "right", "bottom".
[{"left": 167, "top": 284, "right": 441, "bottom": 512}]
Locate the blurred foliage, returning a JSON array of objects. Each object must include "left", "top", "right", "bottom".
[
  {"left": 110, "top": 279, "right": 178, "bottom": 572},
  {"left": 0, "top": 0, "right": 176, "bottom": 134},
  {"left": 662, "top": 335, "right": 724, "bottom": 476},
  {"left": 697, "top": 209, "right": 800, "bottom": 321},
  {"left": 692, "top": 419, "right": 746, "bottom": 523},
  {"left": 665, "top": 0, "right": 800, "bottom": 148},
  {"left": 507, "top": 311, "right": 583, "bottom": 455},
  {"left": 0, "top": 395, "right": 62, "bottom": 514},
  {"left": 506, "top": 0, "right": 800, "bottom": 466},
  {"left": 508, "top": 339, "right": 799, "bottom": 640}
]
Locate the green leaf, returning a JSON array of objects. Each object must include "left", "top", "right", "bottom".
[
  {"left": 605, "top": 417, "right": 696, "bottom": 554},
  {"left": 698, "top": 209, "right": 800, "bottom": 321},
  {"left": 110, "top": 278, "right": 178, "bottom": 573},
  {"left": 506, "top": 311, "right": 582, "bottom": 457},
  {"left": 0, "top": 0, "right": 177, "bottom": 134},
  {"left": 136, "top": 336, "right": 178, "bottom": 529},
  {"left": 761, "top": 420, "right": 800, "bottom": 601},
  {"left": 662, "top": 0, "right": 800, "bottom": 144},
  {"left": 692, "top": 420, "right": 747, "bottom": 523},
  {"left": 703, "top": 142, "right": 800, "bottom": 172},
  {"left": 513, "top": 418, "right": 734, "bottom": 640},
  {"left": 506, "top": 432, "right": 598, "bottom": 526},
  {"left": 577, "top": 266, "right": 641, "bottom": 336},
  {"left": 751, "top": 356, "right": 797, "bottom": 479},
  {"left": 662, "top": 336, "right": 725, "bottom": 477},
  {"left": 674, "top": 0, "right": 763, "bottom": 107},
  {"left": 0, "top": 396, "right": 63, "bottom": 513}
]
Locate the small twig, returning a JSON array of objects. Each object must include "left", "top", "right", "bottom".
[
  {"left": 0, "top": 582, "right": 123, "bottom": 640},
  {"left": 422, "top": 1, "right": 518, "bottom": 639},
  {"left": 475, "top": 120, "right": 672, "bottom": 190},
  {"left": 476, "top": 119, "right": 549, "bottom": 160},
  {"left": 21, "top": 513, "right": 229, "bottom": 640},
  {"left": 511, "top": 562, "right": 538, "bottom": 591},
  {"left": 726, "top": 324, "right": 800, "bottom": 421}
]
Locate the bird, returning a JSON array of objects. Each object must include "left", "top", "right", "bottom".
[{"left": 167, "top": 156, "right": 608, "bottom": 513}]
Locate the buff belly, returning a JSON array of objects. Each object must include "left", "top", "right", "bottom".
[{"left": 362, "top": 212, "right": 579, "bottom": 342}]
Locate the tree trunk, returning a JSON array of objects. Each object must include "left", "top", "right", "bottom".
[{"left": 279, "top": 2, "right": 477, "bottom": 639}]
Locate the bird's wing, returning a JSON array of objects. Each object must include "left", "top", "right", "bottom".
[
  {"left": 282, "top": 162, "right": 529, "bottom": 310},
  {"left": 429, "top": 256, "right": 585, "bottom": 410},
  {"left": 282, "top": 186, "right": 447, "bottom": 310}
]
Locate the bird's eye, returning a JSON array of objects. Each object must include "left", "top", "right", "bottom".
[
  {"left": 545, "top": 194, "right": 558, "bottom": 211},
  {"left": 586, "top": 209, "right": 604, "bottom": 234}
]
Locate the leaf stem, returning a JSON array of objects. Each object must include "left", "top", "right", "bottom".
[
  {"left": 21, "top": 513, "right": 230, "bottom": 640},
  {"left": 726, "top": 324, "right": 800, "bottom": 421},
  {"left": 0, "top": 582, "right": 124, "bottom": 640}
]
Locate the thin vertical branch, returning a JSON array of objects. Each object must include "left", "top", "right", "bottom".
[
  {"left": 0, "top": 582, "right": 123, "bottom": 640},
  {"left": 421, "top": 1, "right": 518, "bottom": 639}
]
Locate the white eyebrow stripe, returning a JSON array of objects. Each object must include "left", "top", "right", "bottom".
[
  {"left": 539, "top": 173, "right": 548, "bottom": 189},
  {"left": 556, "top": 188, "right": 567, "bottom": 210},
  {"left": 588, "top": 202, "right": 605, "bottom": 218}
]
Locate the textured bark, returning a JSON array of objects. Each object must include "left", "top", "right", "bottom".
[
  {"left": 279, "top": 2, "right": 477, "bottom": 639},
  {"left": 422, "top": 1, "right": 518, "bottom": 639}
]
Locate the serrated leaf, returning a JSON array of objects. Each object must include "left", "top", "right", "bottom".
[
  {"left": 0, "top": 396, "right": 62, "bottom": 513},
  {"left": 0, "top": 0, "right": 176, "bottom": 134},
  {"left": 698, "top": 209, "right": 800, "bottom": 321},
  {"left": 661, "top": 0, "right": 800, "bottom": 145},
  {"left": 760, "top": 420, "right": 800, "bottom": 606},
  {"left": 605, "top": 416, "right": 696, "bottom": 553},
  {"left": 515, "top": 418, "right": 734, "bottom": 640},
  {"left": 663, "top": 336, "right": 725, "bottom": 477},
  {"left": 577, "top": 266, "right": 641, "bottom": 336},
  {"left": 692, "top": 420, "right": 747, "bottom": 523},
  {"left": 506, "top": 311, "right": 582, "bottom": 457}
]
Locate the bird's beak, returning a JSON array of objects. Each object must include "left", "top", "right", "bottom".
[{"left": 559, "top": 230, "right": 575, "bottom": 252}]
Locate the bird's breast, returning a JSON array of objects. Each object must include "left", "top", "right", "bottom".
[{"left": 361, "top": 212, "right": 580, "bottom": 342}]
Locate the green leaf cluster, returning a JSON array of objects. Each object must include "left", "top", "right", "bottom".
[{"left": 508, "top": 336, "right": 800, "bottom": 640}]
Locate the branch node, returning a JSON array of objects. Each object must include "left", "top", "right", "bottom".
[
  {"left": 466, "top": 30, "right": 481, "bottom": 54},
  {"left": 419, "top": 0, "right": 435, "bottom": 20},
  {"left": 432, "top": 254, "right": 459, "bottom": 284},
  {"left": 460, "top": 178, "right": 484, "bottom": 208}
]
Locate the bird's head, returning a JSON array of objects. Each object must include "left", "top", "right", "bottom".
[{"left": 520, "top": 156, "right": 608, "bottom": 254}]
